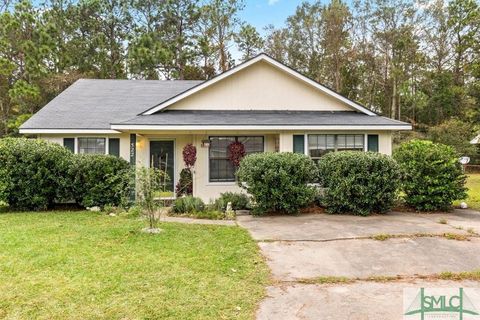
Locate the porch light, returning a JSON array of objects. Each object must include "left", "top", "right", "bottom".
[{"left": 201, "top": 139, "right": 211, "bottom": 148}]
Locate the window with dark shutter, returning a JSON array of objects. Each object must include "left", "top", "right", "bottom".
[
  {"left": 367, "top": 135, "right": 379, "bottom": 152},
  {"left": 293, "top": 135, "right": 305, "bottom": 154},
  {"left": 63, "top": 138, "right": 75, "bottom": 153},
  {"left": 108, "top": 138, "right": 120, "bottom": 157}
]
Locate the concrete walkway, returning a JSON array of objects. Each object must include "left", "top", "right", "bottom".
[
  {"left": 160, "top": 216, "right": 236, "bottom": 226},
  {"left": 237, "top": 210, "right": 480, "bottom": 319},
  {"left": 257, "top": 280, "right": 480, "bottom": 320}
]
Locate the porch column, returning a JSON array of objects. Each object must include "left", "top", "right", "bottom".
[
  {"left": 278, "top": 133, "right": 293, "bottom": 152},
  {"left": 129, "top": 134, "right": 136, "bottom": 165}
]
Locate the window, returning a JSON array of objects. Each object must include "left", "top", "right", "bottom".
[
  {"left": 78, "top": 137, "right": 106, "bottom": 154},
  {"left": 336, "top": 134, "right": 365, "bottom": 151},
  {"left": 308, "top": 134, "right": 364, "bottom": 160},
  {"left": 209, "top": 136, "right": 264, "bottom": 182}
]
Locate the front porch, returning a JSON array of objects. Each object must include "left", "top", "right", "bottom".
[{"left": 127, "top": 131, "right": 392, "bottom": 202}]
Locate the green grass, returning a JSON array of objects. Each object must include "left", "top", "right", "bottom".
[
  {"left": 466, "top": 174, "right": 480, "bottom": 211},
  {"left": 0, "top": 211, "right": 269, "bottom": 319}
]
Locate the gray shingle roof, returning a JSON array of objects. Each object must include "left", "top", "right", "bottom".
[
  {"left": 20, "top": 79, "right": 203, "bottom": 129},
  {"left": 114, "top": 110, "right": 409, "bottom": 127}
]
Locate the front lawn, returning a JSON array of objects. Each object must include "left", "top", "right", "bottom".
[
  {"left": 466, "top": 174, "right": 480, "bottom": 210},
  {"left": 0, "top": 212, "right": 269, "bottom": 319}
]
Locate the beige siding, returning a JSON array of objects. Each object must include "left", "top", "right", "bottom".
[{"left": 167, "top": 61, "right": 353, "bottom": 112}]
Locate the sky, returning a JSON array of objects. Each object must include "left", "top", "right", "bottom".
[
  {"left": 231, "top": 0, "right": 310, "bottom": 59},
  {"left": 239, "top": 0, "right": 308, "bottom": 34}
]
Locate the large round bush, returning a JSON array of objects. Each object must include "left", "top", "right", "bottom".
[
  {"left": 393, "top": 139, "right": 467, "bottom": 211},
  {"left": 237, "top": 152, "right": 318, "bottom": 214},
  {"left": 0, "top": 138, "right": 72, "bottom": 210},
  {"left": 69, "top": 154, "right": 132, "bottom": 208},
  {"left": 317, "top": 151, "right": 400, "bottom": 216}
]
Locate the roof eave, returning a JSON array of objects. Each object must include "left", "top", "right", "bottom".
[
  {"left": 110, "top": 124, "right": 412, "bottom": 131},
  {"left": 19, "top": 128, "right": 120, "bottom": 134}
]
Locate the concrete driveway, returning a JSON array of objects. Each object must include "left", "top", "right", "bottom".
[{"left": 237, "top": 210, "right": 480, "bottom": 319}]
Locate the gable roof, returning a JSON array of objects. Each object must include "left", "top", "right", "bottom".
[
  {"left": 141, "top": 53, "right": 377, "bottom": 116},
  {"left": 20, "top": 79, "right": 202, "bottom": 133}
]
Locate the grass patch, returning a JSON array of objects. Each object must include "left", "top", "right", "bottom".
[
  {"left": 299, "top": 276, "right": 353, "bottom": 285},
  {"left": 0, "top": 211, "right": 269, "bottom": 319},
  {"left": 438, "top": 218, "right": 448, "bottom": 224},
  {"left": 443, "top": 232, "right": 469, "bottom": 241},
  {"left": 438, "top": 270, "right": 480, "bottom": 281},
  {"left": 372, "top": 233, "right": 393, "bottom": 241},
  {"left": 456, "top": 174, "right": 480, "bottom": 210},
  {"left": 467, "top": 228, "right": 477, "bottom": 235}
]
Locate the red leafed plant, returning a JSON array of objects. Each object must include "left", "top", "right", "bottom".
[
  {"left": 228, "top": 141, "right": 246, "bottom": 167},
  {"left": 183, "top": 143, "right": 197, "bottom": 168}
]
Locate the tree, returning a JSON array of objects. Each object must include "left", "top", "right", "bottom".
[
  {"left": 235, "top": 23, "right": 264, "bottom": 61},
  {"left": 428, "top": 118, "right": 477, "bottom": 156},
  {"left": 0, "top": 0, "right": 49, "bottom": 135},
  {"left": 129, "top": 0, "right": 204, "bottom": 80},
  {"left": 320, "top": 0, "right": 352, "bottom": 92},
  {"left": 203, "top": 0, "right": 244, "bottom": 72},
  {"left": 136, "top": 167, "right": 166, "bottom": 232}
]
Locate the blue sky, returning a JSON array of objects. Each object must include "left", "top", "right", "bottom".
[{"left": 240, "top": 0, "right": 308, "bottom": 34}]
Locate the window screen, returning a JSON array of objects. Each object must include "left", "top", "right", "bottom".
[
  {"left": 209, "top": 136, "right": 264, "bottom": 182},
  {"left": 308, "top": 134, "right": 364, "bottom": 160},
  {"left": 77, "top": 138, "right": 106, "bottom": 154}
]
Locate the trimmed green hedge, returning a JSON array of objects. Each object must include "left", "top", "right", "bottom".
[
  {"left": 69, "top": 154, "right": 132, "bottom": 208},
  {"left": 317, "top": 151, "right": 400, "bottom": 216},
  {"left": 0, "top": 138, "right": 73, "bottom": 210},
  {"left": 393, "top": 139, "right": 467, "bottom": 211},
  {"left": 213, "top": 192, "right": 250, "bottom": 212},
  {"left": 0, "top": 138, "right": 132, "bottom": 210},
  {"left": 237, "top": 152, "right": 318, "bottom": 214}
]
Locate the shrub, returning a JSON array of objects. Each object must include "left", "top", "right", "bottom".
[
  {"left": 393, "top": 139, "right": 467, "bottom": 211},
  {"left": 213, "top": 192, "right": 250, "bottom": 212},
  {"left": 317, "top": 151, "right": 401, "bottom": 216},
  {"left": 0, "top": 138, "right": 72, "bottom": 210},
  {"left": 69, "top": 154, "right": 132, "bottom": 208},
  {"left": 136, "top": 167, "right": 166, "bottom": 229},
  {"left": 172, "top": 196, "right": 205, "bottom": 214},
  {"left": 175, "top": 168, "right": 193, "bottom": 197},
  {"left": 191, "top": 210, "right": 225, "bottom": 220},
  {"left": 236, "top": 152, "right": 318, "bottom": 214}
]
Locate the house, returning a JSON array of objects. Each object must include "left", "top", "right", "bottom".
[{"left": 19, "top": 54, "right": 412, "bottom": 201}]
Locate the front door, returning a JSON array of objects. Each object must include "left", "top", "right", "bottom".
[{"left": 150, "top": 140, "right": 175, "bottom": 196}]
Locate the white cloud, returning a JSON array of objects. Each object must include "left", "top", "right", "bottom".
[{"left": 268, "top": 0, "right": 279, "bottom": 5}]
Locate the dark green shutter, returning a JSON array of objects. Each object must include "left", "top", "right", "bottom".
[
  {"left": 108, "top": 138, "right": 120, "bottom": 157},
  {"left": 367, "top": 135, "right": 379, "bottom": 152},
  {"left": 129, "top": 134, "right": 136, "bottom": 165},
  {"left": 63, "top": 138, "right": 75, "bottom": 153},
  {"left": 293, "top": 135, "right": 305, "bottom": 154}
]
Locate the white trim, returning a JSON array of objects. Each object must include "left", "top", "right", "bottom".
[
  {"left": 111, "top": 124, "right": 412, "bottom": 131},
  {"left": 20, "top": 129, "right": 119, "bottom": 134},
  {"left": 141, "top": 54, "right": 376, "bottom": 116}
]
